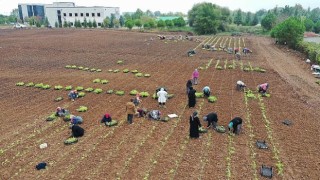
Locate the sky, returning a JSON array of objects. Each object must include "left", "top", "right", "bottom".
[{"left": 0, "top": 0, "right": 319, "bottom": 15}]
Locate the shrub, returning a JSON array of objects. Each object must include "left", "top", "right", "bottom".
[
  {"left": 106, "top": 89, "right": 114, "bottom": 94},
  {"left": 34, "top": 83, "right": 44, "bottom": 88},
  {"left": 76, "top": 86, "right": 84, "bottom": 91},
  {"left": 41, "top": 84, "right": 51, "bottom": 89},
  {"left": 123, "top": 69, "right": 129, "bottom": 73},
  {"left": 115, "top": 90, "right": 125, "bottom": 96},
  {"left": 76, "top": 106, "right": 88, "bottom": 112},
  {"left": 78, "top": 92, "right": 86, "bottom": 97},
  {"left": 26, "top": 82, "right": 34, "bottom": 87},
  {"left": 208, "top": 96, "right": 217, "bottom": 103},
  {"left": 85, "top": 87, "right": 94, "bottom": 92},
  {"left": 101, "top": 80, "right": 109, "bottom": 84},
  {"left": 130, "top": 90, "right": 139, "bottom": 95},
  {"left": 93, "top": 88, "right": 103, "bottom": 94},
  {"left": 65, "top": 85, "right": 72, "bottom": 90},
  {"left": 93, "top": 79, "right": 101, "bottom": 83},
  {"left": 54, "top": 85, "right": 63, "bottom": 90},
  {"left": 131, "top": 70, "right": 139, "bottom": 74},
  {"left": 16, "top": 82, "right": 25, "bottom": 86},
  {"left": 140, "top": 91, "right": 149, "bottom": 97},
  {"left": 195, "top": 92, "right": 204, "bottom": 98}
]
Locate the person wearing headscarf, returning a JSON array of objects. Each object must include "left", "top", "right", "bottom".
[
  {"left": 192, "top": 69, "right": 199, "bottom": 85},
  {"left": 157, "top": 88, "right": 168, "bottom": 108},
  {"left": 126, "top": 99, "right": 136, "bottom": 124},
  {"left": 68, "top": 90, "right": 78, "bottom": 101},
  {"left": 101, "top": 113, "right": 112, "bottom": 124},
  {"left": 202, "top": 86, "right": 211, "bottom": 97},
  {"left": 203, "top": 112, "right": 218, "bottom": 129},
  {"left": 228, "top": 117, "right": 243, "bottom": 135},
  {"left": 186, "top": 79, "right": 193, "bottom": 95},
  {"left": 70, "top": 115, "right": 83, "bottom": 125},
  {"left": 133, "top": 93, "right": 142, "bottom": 107},
  {"left": 71, "top": 125, "right": 84, "bottom": 137},
  {"left": 188, "top": 86, "right": 196, "bottom": 108},
  {"left": 236, "top": 80, "right": 246, "bottom": 91},
  {"left": 55, "top": 107, "right": 67, "bottom": 117},
  {"left": 189, "top": 111, "right": 202, "bottom": 138},
  {"left": 258, "top": 83, "right": 269, "bottom": 96}
]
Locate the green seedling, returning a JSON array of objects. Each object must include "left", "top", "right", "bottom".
[
  {"left": 208, "top": 96, "right": 217, "bottom": 103},
  {"left": 144, "top": 74, "right": 151, "bottom": 77},
  {"left": 78, "top": 92, "right": 86, "bottom": 97},
  {"left": 15, "top": 82, "right": 25, "bottom": 86},
  {"left": 54, "top": 97, "right": 63, "bottom": 102},
  {"left": 131, "top": 70, "right": 138, "bottom": 74},
  {"left": 123, "top": 69, "right": 129, "bottom": 73},
  {"left": 85, "top": 87, "right": 94, "bottom": 92},
  {"left": 93, "top": 79, "right": 101, "bottom": 83},
  {"left": 195, "top": 92, "right": 204, "bottom": 98},
  {"left": 65, "top": 85, "right": 72, "bottom": 90},
  {"left": 93, "top": 88, "right": 103, "bottom": 94},
  {"left": 76, "top": 86, "right": 84, "bottom": 91},
  {"left": 106, "top": 89, "right": 114, "bottom": 94},
  {"left": 26, "top": 82, "right": 34, "bottom": 87},
  {"left": 76, "top": 106, "right": 88, "bottom": 112},
  {"left": 115, "top": 90, "right": 125, "bottom": 96},
  {"left": 130, "top": 90, "right": 139, "bottom": 95},
  {"left": 41, "top": 84, "right": 51, "bottom": 89},
  {"left": 54, "top": 85, "right": 63, "bottom": 90},
  {"left": 140, "top": 92, "right": 149, "bottom": 97},
  {"left": 135, "top": 73, "right": 143, "bottom": 77},
  {"left": 96, "top": 69, "right": 102, "bottom": 72},
  {"left": 101, "top": 80, "right": 109, "bottom": 84}
]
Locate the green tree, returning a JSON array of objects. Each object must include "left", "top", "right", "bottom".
[
  {"left": 143, "top": 22, "right": 150, "bottom": 29},
  {"left": 314, "top": 21, "right": 320, "bottom": 33},
  {"left": 44, "top": 17, "right": 49, "bottom": 27},
  {"left": 92, "top": 19, "right": 97, "bottom": 28},
  {"left": 36, "top": 20, "right": 41, "bottom": 27},
  {"left": 103, "top": 17, "right": 110, "bottom": 28},
  {"left": 63, "top": 20, "right": 68, "bottom": 28},
  {"left": 165, "top": 20, "right": 174, "bottom": 28},
  {"left": 172, "top": 17, "right": 186, "bottom": 27},
  {"left": 251, "top": 13, "right": 259, "bottom": 26},
  {"left": 110, "top": 14, "right": 115, "bottom": 28},
  {"left": 88, "top": 20, "right": 93, "bottom": 28},
  {"left": 188, "top": 2, "right": 222, "bottom": 35},
  {"left": 147, "top": 19, "right": 156, "bottom": 28},
  {"left": 67, "top": 21, "right": 71, "bottom": 28},
  {"left": 271, "top": 17, "right": 305, "bottom": 48},
  {"left": 77, "top": 20, "right": 82, "bottom": 28},
  {"left": 119, "top": 15, "right": 125, "bottom": 27},
  {"left": 113, "top": 18, "right": 120, "bottom": 28},
  {"left": 234, "top": 9, "right": 243, "bottom": 25},
  {"left": 261, "top": 13, "right": 276, "bottom": 30},
  {"left": 83, "top": 18, "right": 88, "bottom": 28},
  {"left": 55, "top": 21, "right": 58, "bottom": 28},
  {"left": 132, "top": 8, "right": 143, "bottom": 20},
  {"left": 125, "top": 19, "right": 134, "bottom": 30},
  {"left": 135, "top": 19, "right": 142, "bottom": 29},
  {"left": 245, "top": 12, "right": 252, "bottom": 26},
  {"left": 101, "top": 22, "right": 105, "bottom": 28},
  {"left": 157, "top": 19, "right": 165, "bottom": 28},
  {"left": 304, "top": 19, "right": 314, "bottom": 31}
]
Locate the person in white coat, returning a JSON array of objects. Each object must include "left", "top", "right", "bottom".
[
  {"left": 236, "top": 80, "right": 246, "bottom": 91},
  {"left": 157, "top": 88, "right": 168, "bottom": 108}
]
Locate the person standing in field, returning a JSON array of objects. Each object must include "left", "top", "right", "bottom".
[
  {"left": 186, "top": 79, "right": 193, "bottom": 95},
  {"left": 126, "top": 99, "right": 136, "bottom": 124},
  {"left": 157, "top": 88, "right": 168, "bottom": 108},
  {"left": 192, "top": 69, "right": 199, "bottom": 85},
  {"left": 189, "top": 111, "right": 202, "bottom": 138},
  {"left": 188, "top": 86, "right": 196, "bottom": 108}
]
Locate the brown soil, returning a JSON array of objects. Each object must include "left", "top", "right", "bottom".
[{"left": 0, "top": 29, "right": 319, "bottom": 179}]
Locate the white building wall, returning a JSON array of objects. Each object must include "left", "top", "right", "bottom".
[{"left": 46, "top": 7, "right": 120, "bottom": 27}]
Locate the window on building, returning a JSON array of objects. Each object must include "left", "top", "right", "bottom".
[
  {"left": 63, "top": 13, "right": 66, "bottom": 17},
  {"left": 80, "top": 13, "right": 83, "bottom": 17},
  {"left": 69, "top": 13, "right": 72, "bottom": 17},
  {"left": 92, "top": 13, "right": 95, "bottom": 17},
  {"left": 97, "top": 13, "right": 101, "bottom": 17},
  {"left": 98, "top": 23, "right": 101, "bottom": 26},
  {"left": 86, "top": 13, "right": 89, "bottom": 17},
  {"left": 75, "top": 13, "right": 78, "bottom": 17}
]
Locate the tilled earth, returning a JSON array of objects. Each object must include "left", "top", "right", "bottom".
[{"left": 0, "top": 29, "right": 319, "bottom": 179}]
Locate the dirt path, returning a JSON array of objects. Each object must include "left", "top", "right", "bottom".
[{"left": 255, "top": 36, "right": 320, "bottom": 106}]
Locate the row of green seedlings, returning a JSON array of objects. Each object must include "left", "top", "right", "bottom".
[
  {"left": 257, "top": 95, "right": 284, "bottom": 176},
  {"left": 200, "top": 36, "right": 215, "bottom": 50},
  {"left": 2, "top": 100, "right": 76, "bottom": 169},
  {"left": 36, "top": 89, "right": 133, "bottom": 178},
  {"left": 169, "top": 99, "right": 210, "bottom": 179},
  {"left": 242, "top": 61, "right": 266, "bottom": 73},
  {"left": 46, "top": 106, "right": 88, "bottom": 122},
  {"left": 65, "top": 65, "right": 102, "bottom": 72},
  {"left": 143, "top": 103, "right": 188, "bottom": 180},
  {"left": 243, "top": 90, "right": 259, "bottom": 180},
  {"left": 0, "top": 98, "right": 76, "bottom": 164},
  {"left": 168, "top": 58, "right": 213, "bottom": 179},
  {"left": 108, "top": 68, "right": 151, "bottom": 78},
  {"left": 226, "top": 133, "right": 236, "bottom": 179}
]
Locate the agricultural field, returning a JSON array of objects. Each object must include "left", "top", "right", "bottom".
[{"left": 0, "top": 29, "right": 320, "bottom": 179}]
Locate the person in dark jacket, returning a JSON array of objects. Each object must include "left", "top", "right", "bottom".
[
  {"left": 186, "top": 79, "right": 193, "bottom": 95},
  {"left": 189, "top": 111, "right": 202, "bottom": 138},
  {"left": 70, "top": 115, "right": 83, "bottom": 125},
  {"left": 202, "top": 86, "right": 211, "bottom": 97},
  {"left": 228, "top": 117, "right": 243, "bottom": 135},
  {"left": 55, "top": 107, "right": 68, "bottom": 117},
  {"left": 71, "top": 125, "right": 84, "bottom": 137},
  {"left": 101, "top": 113, "right": 112, "bottom": 124},
  {"left": 188, "top": 87, "right": 196, "bottom": 108},
  {"left": 203, "top": 112, "right": 218, "bottom": 129},
  {"left": 68, "top": 90, "right": 78, "bottom": 101}
]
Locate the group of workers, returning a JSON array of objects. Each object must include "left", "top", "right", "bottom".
[{"left": 55, "top": 107, "right": 84, "bottom": 138}]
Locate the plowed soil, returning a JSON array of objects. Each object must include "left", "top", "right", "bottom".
[{"left": 0, "top": 29, "right": 319, "bottom": 179}]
